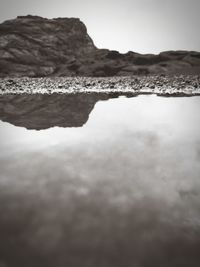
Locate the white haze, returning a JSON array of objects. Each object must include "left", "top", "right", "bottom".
[{"left": 0, "top": 0, "right": 200, "bottom": 54}]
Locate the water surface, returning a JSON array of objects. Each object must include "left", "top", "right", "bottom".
[{"left": 0, "top": 95, "right": 200, "bottom": 267}]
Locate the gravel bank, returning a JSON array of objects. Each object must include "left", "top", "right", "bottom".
[{"left": 0, "top": 75, "right": 200, "bottom": 96}]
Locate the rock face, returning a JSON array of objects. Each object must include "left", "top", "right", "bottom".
[
  {"left": 0, "top": 15, "right": 200, "bottom": 77},
  {"left": 0, "top": 93, "right": 112, "bottom": 129}
]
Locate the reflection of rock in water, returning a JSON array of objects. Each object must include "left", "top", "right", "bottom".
[
  {"left": 0, "top": 93, "right": 123, "bottom": 130},
  {"left": 0, "top": 95, "right": 200, "bottom": 267}
]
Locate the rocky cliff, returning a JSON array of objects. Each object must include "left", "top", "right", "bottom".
[
  {"left": 0, "top": 15, "right": 200, "bottom": 77},
  {"left": 0, "top": 93, "right": 112, "bottom": 129}
]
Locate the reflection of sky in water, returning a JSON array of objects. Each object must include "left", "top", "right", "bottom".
[
  {"left": 1, "top": 95, "right": 200, "bottom": 210},
  {"left": 0, "top": 95, "right": 200, "bottom": 267},
  {"left": 1, "top": 95, "right": 200, "bottom": 147}
]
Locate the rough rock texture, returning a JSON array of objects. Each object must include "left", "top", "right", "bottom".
[
  {"left": 0, "top": 15, "right": 200, "bottom": 77},
  {"left": 0, "top": 15, "right": 96, "bottom": 77}
]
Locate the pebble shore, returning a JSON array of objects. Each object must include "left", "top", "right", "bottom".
[{"left": 0, "top": 75, "right": 200, "bottom": 96}]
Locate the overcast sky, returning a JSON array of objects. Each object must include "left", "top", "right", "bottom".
[{"left": 0, "top": 0, "right": 200, "bottom": 54}]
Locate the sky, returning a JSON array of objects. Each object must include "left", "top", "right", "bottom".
[{"left": 0, "top": 0, "right": 200, "bottom": 54}]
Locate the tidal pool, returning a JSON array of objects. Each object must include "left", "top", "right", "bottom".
[{"left": 0, "top": 95, "right": 200, "bottom": 267}]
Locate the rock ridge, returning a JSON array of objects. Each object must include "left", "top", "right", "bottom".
[{"left": 0, "top": 15, "right": 200, "bottom": 77}]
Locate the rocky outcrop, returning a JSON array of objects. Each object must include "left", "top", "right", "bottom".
[
  {"left": 0, "top": 15, "right": 200, "bottom": 77},
  {"left": 0, "top": 93, "right": 113, "bottom": 129},
  {"left": 0, "top": 15, "right": 96, "bottom": 77}
]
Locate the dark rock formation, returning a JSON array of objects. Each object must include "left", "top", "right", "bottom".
[
  {"left": 0, "top": 15, "right": 200, "bottom": 77},
  {"left": 0, "top": 93, "right": 122, "bottom": 129}
]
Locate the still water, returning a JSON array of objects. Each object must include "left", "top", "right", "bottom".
[{"left": 0, "top": 94, "right": 200, "bottom": 267}]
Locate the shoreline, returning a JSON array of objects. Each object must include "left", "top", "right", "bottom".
[{"left": 0, "top": 75, "right": 200, "bottom": 96}]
